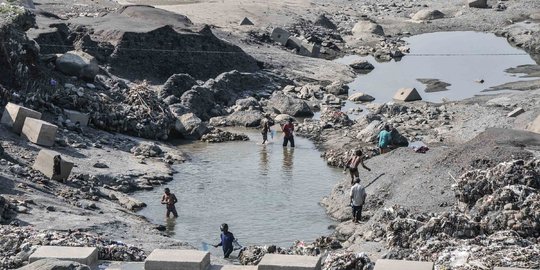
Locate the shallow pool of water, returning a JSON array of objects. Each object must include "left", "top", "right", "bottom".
[
  {"left": 336, "top": 31, "right": 537, "bottom": 108},
  {"left": 134, "top": 129, "right": 341, "bottom": 249}
]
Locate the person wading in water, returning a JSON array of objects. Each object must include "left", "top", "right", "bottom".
[
  {"left": 161, "top": 188, "right": 178, "bottom": 218},
  {"left": 282, "top": 118, "right": 295, "bottom": 147},
  {"left": 213, "top": 223, "right": 235, "bottom": 258},
  {"left": 344, "top": 149, "right": 371, "bottom": 185}
]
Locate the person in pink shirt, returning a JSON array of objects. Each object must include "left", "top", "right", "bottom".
[{"left": 281, "top": 118, "right": 295, "bottom": 147}]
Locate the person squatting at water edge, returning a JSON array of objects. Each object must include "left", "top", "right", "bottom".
[
  {"left": 344, "top": 149, "right": 371, "bottom": 185},
  {"left": 213, "top": 223, "right": 235, "bottom": 258},
  {"left": 378, "top": 125, "right": 391, "bottom": 154},
  {"left": 350, "top": 177, "right": 367, "bottom": 224},
  {"left": 161, "top": 188, "right": 178, "bottom": 218},
  {"left": 282, "top": 118, "right": 295, "bottom": 147}
]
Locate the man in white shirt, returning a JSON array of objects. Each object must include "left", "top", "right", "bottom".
[{"left": 350, "top": 178, "right": 367, "bottom": 223}]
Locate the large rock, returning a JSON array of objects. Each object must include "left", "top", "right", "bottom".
[
  {"left": 267, "top": 91, "right": 314, "bottom": 117},
  {"left": 180, "top": 87, "right": 217, "bottom": 120},
  {"left": 349, "top": 60, "right": 374, "bottom": 72},
  {"left": 411, "top": 9, "right": 445, "bottom": 21},
  {"left": 325, "top": 82, "right": 349, "bottom": 96},
  {"left": 18, "top": 259, "right": 90, "bottom": 270},
  {"left": 352, "top": 21, "right": 384, "bottom": 36},
  {"left": 468, "top": 0, "right": 488, "bottom": 8},
  {"left": 235, "top": 97, "right": 260, "bottom": 110},
  {"left": 348, "top": 92, "right": 375, "bottom": 102},
  {"left": 55, "top": 50, "right": 99, "bottom": 80},
  {"left": 160, "top": 73, "right": 197, "bottom": 99},
  {"left": 173, "top": 112, "right": 210, "bottom": 139},
  {"left": 226, "top": 110, "right": 263, "bottom": 127}
]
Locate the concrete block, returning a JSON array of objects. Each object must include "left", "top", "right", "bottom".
[
  {"left": 240, "top": 17, "right": 254, "bottom": 25},
  {"left": 494, "top": 268, "right": 531, "bottom": 270},
  {"left": 373, "top": 259, "right": 433, "bottom": 270},
  {"left": 258, "top": 254, "right": 321, "bottom": 270},
  {"left": 271, "top": 27, "right": 290, "bottom": 46},
  {"left": 64, "top": 109, "right": 90, "bottom": 126},
  {"left": 21, "top": 118, "right": 58, "bottom": 147},
  {"left": 211, "top": 265, "right": 258, "bottom": 270},
  {"left": 507, "top": 107, "right": 525, "bottom": 117},
  {"left": 285, "top": 37, "right": 320, "bottom": 57},
  {"left": 392, "top": 88, "right": 422, "bottom": 102},
  {"left": 527, "top": 114, "right": 540, "bottom": 134},
  {"left": 29, "top": 246, "right": 98, "bottom": 266},
  {"left": 144, "top": 249, "right": 210, "bottom": 270},
  {"left": 32, "top": 150, "right": 74, "bottom": 181},
  {"left": 1, "top": 102, "right": 42, "bottom": 134}
]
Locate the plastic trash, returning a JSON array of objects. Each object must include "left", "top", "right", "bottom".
[{"left": 201, "top": 242, "right": 211, "bottom": 251}]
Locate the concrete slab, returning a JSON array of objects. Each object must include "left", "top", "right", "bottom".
[
  {"left": 28, "top": 246, "right": 98, "bottom": 266},
  {"left": 392, "top": 88, "right": 422, "bottom": 102},
  {"left": 373, "top": 259, "right": 433, "bottom": 270},
  {"left": 1, "top": 102, "right": 42, "bottom": 134},
  {"left": 271, "top": 27, "right": 290, "bottom": 46},
  {"left": 494, "top": 268, "right": 531, "bottom": 270},
  {"left": 64, "top": 109, "right": 90, "bottom": 126},
  {"left": 258, "top": 254, "right": 321, "bottom": 270},
  {"left": 99, "top": 261, "right": 145, "bottom": 270},
  {"left": 144, "top": 249, "right": 210, "bottom": 270},
  {"left": 507, "top": 107, "right": 525, "bottom": 117},
  {"left": 528, "top": 114, "right": 540, "bottom": 134},
  {"left": 211, "top": 265, "right": 258, "bottom": 270},
  {"left": 32, "top": 150, "right": 74, "bottom": 181},
  {"left": 21, "top": 118, "right": 58, "bottom": 147}
]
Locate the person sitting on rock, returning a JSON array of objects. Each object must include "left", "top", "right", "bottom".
[
  {"left": 213, "top": 223, "right": 235, "bottom": 258},
  {"left": 377, "top": 125, "right": 392, "bottom": 154},
  {"left": 344, "top": 149, "right": 371, "bottom": 185},
  {"left": 161, "top": 188, "right": 178, "bottom": 218},
  {"left": 282, "top": 118, "right": 295, "bottom": 147},
  {"left": 350, "top": 178, "right": 367, "bottom": 223}
]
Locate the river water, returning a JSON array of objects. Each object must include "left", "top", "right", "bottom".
[{"left": 134, "top": 129, "right": 342, "bottom": 249}]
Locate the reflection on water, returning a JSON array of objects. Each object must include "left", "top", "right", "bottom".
[
  {"left": 134, "top": 129, "right": 341, "bottom": 248},
  {"left": 166, "top": 218, "right": 177, "bottom": 237}
]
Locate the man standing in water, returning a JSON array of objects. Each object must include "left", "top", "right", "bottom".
[
  {"left": 350, "top": 178, "right": 367, "bottom": 223},
  {"left": 161, "top": 188, "right": 178, "bottom": 218},
  {"left": 213, "top": 223, "right": 235, "bottom": 258},
  {"left": 378, "top": 125, "right": 392, "bottom": 154},
  {"left": 260, "top": 114, "right": 274, "bottom": 144},
  {"left": 282, "top": 118, "right": 295, "bottom": 147},
  {"left": 345, "top": 149, "right": 371, "bottom": 185}
]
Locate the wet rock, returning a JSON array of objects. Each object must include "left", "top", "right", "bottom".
[
  {"left": 93, "top": 162, "right": 109, "bottom": 168},
  {"left": 348, "top": 92, "right": 375, "bottom": 102},
  {"left": 179, "top": 87, "right": 217, "bottom": 121},
  {"left": 173, "top": 112, "right": 210, "bottom": 139},
  {"left": 226, "top": 110, "right": 263, "bottom": 127},
  {"left": 130, "top": 142, "right": 163, "bottom": 157},
  {"left": 468, "top": 0, "right": 488, "bottom": 8},
  {"left": 55, "top": 50, "right": 99, "bottom": 81},
  {"left": 201, "top": 129, "right": 249, "bottom": 143},
  {"left": 411, "top": 9, "right": 445, "bottom": 21},
  {"left": 325, "top": 82, "right": 349, "bottom": 96},
  {"left": 159, "top": 73, "right": 197, "bottom": 99},
  {"left": 417, "top": 79, "right": 451, "bottom": 92},
  {"left": 349, "top": 60, "right": 375, "bottom": 72},
  {"left": 18, "top": 259, "right": 90, "bottom": 270},
  {"left": 352, "top": 20, "right": 385, "bottom": 36},
  {"left": 267, "top": 91, "right": 314, "bottom": 117}
]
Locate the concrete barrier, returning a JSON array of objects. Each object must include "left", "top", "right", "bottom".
[
  {"left": 1, "top": 102, "right": 42, "bottom": 134},
  {"left": 29, "top": 246, "right": 98, "bottom": 266},
  {"left": 258, "top": 254, "right": 321, "bottom": 270},
  {"left": 145, "top": 249, "right": 210, "bottom": 270},
  {"left": 64, "top": 109, "right": 90, "bottom": 126},
  {"left": 373, "top": 259, "right": 433, "bottom": 270},
  {"left": 392, "top": 88, "right": 422, "bottom": 102},
  {"left": 21, "top": 118, "right": 58, "bottom": 147},
  {"left": 32, "top": 150, "right": 74, "bottom": 181}
]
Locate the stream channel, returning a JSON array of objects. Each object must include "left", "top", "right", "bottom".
[{"left": 133, "top": 31, "right": 537, "bottom": 253}]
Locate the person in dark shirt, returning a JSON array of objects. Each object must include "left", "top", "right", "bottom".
[
  {"left": 282, "top": 118, "right": 295, "bottom": 147},
  {"left": 213, "top": 223, "right": 235, "bottom": 258}
]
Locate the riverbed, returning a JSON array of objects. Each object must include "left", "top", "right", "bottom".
[{"left": 134, "top": 129, "right": 342, "bottom": 249}]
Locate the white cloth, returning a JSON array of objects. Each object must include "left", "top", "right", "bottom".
[{"left": 350, "top": 183, "right": 366, "bottom": 206}]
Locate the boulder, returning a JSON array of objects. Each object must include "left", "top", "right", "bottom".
[
  {"left": 527, "top": 115, "right": 540, "bottom": 134},
  {"left": 226, "top": 110, "right": 263, "bottom": 127},
  {"left": 274, "top": 114, "right": 294, "bottom": 123},
  {"left": 348, "top": 92, "right": 375, "bottom": 102},
  {"left": 411, "top": 9, "right": 445, "bottom": 21},
  {"left": 314, "top": 14, "right": 337, "bottom": 30},
  {"left": 173, "top": 112, "right": 210, "bottom": 139},
  {"left": 326, "top": 82, "right": 349, "bottom": 96},
  {"left": 286, "top": 36, "right": 321, "bottom": 57},
  {"left": 180, "top": 87, "right": 216, "bottom": 120},
  {"left": 55, "top": 50, "right": 99, "bottom": 80},
  {"left": 352, "top": 21, "right": 384, "bottom": 36},
  {"left": 267, "top": 91, "right": 314, "bottom": 117},
  {"left": 468, "top": 0, "right": 488, "bottom": 8},
  {"left": 349, "top": 60, "right": 374, "bottom": 72},
  {"left": 18, "top": 259, "right": 90, "bottom": 270},
  {"left": 235, "top": 97, "right": 260, "bottom": 110},
  {"left": 160, "top": 73, "right": 197, "bottom": 99}
]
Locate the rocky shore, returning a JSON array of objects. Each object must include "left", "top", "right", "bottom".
[{"left": 0, "top": 0, "right": 540, "bottom": 269}]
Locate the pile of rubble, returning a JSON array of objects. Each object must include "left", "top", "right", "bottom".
[
  {"left": 200, "top": 129, "right": 249, "bottom": 143},
  {"left": 323, "top": 252, "right": 373, "bottom": 270},
  {"left": 376, "top": 159, "right": 540, "bottom": 269},
  {"left": 0, "top": 225, "right": 146, "bottom": 269}
]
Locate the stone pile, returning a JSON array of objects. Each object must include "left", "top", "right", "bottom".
[
  {"left": 323, "top": 252, "right": 373, "bottom": 270},
  {"left": 130, "top": 142, "right": 163, "bottom": 158},
  {"left": 200, "top": 129, "right": 249, "bottom": 143},
  {"left": 376, "top": 158, "right": 540, "bottom": 269},
  {"left": 0, "top": 225, "right": 146, "bottom": 269}
]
